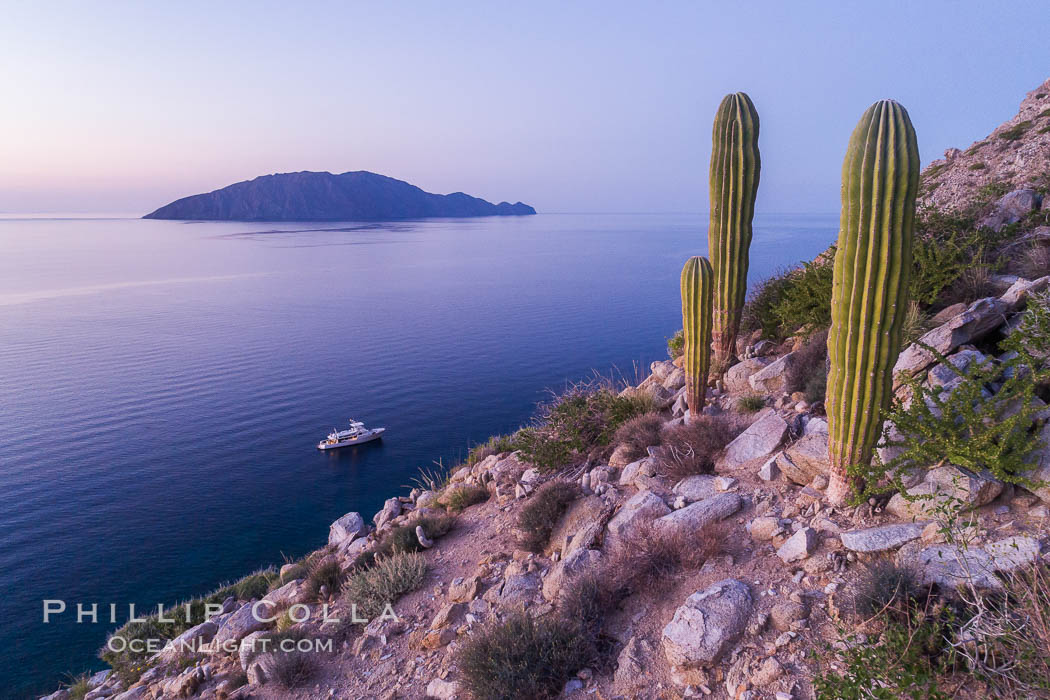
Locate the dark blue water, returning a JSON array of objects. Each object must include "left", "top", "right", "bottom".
[{"left": 0, "top": 213, "right": 836, "bottom": 696}]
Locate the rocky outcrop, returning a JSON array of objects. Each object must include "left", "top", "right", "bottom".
[
  {"left": 918, "top": 77, "right": 1050, "bottom": 214},
  {"left": 662, "top": 579, "right": 753, "bottom": 669},
  {"left": 722, "top": 411, "right": 788, "bottom": 467}
]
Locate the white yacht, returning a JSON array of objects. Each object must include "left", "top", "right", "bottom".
[{"left": 317, "top": 419, "right": 385, "bottom": 450}]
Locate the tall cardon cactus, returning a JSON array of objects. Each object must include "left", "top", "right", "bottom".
[
  {"left": 681, "top": 256, "right": 714, "bottom": 414},
  {"left": 826, "top": 100, "right": 920, "bottom": 504},
  {"left": 709, "top": 92, "right": 761, "bottom": 377}
]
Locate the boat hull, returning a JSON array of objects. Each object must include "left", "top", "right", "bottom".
[{"left": 317, "top": 428, "right": 385, "bottom": 450}]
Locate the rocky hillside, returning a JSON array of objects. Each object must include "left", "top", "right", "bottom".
[
  {"left": 920, "top": 77, "right": 1050, "bottom": 214},
  {"left": 143, "top": 171, "right": 536, "bottom": 221},
  {"left": 44, "top": 271, "right": 1050, "bottom": 700}
]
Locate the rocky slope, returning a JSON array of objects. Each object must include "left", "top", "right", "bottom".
[
  {"left": 919, "top": 77, "right": 1050, "bottom": 214},
  {"left": 44, "top": 271, "right": 1050, "bottom": 700},
  {"left": 143, "top": 171, "right": 536, "bottom": 221}
]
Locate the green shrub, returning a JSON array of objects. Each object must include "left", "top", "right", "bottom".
[
  {"left": 516, "top": 384, "right": 653, "bottom": 471},
  {"left": 741, "top": 254, "right": 834, "bottom": 340},
  {"left": 344, "top": 552, "right": 426, "bottom": 619},
  {"left": 968, "top": 162, "right": 986, "bottom": 170},
  {"left": 304, "top": 559, "right": 343, "bottom": 601},
  {"left": 271, "top": 648, "right": 317, "bottom": 688},
  {"left": 853, "top": 293, "right": 1050, "bottom": 501},
  {"left": 610, "top": 412, "right": 664, "bottom": 463},
  {"left": 375, "top": 514, "right": 455, "bottom": 557},
  {"left": 515, "top": 481, "right": 580, "bottom": 552},
  {"left": 814, "top": 614, "right": 955, "bottom": 700},
  {"left": 737, "top": 395, "right": 765, "bottom": 412},
  {"left": 467, "top": 433, "right": 521, "bottom": 466},
  {"left": 455, "top": 610, "right": 590, "bottom": 700},
  {"left": 227, "top": 568, "right": 279, "bottom": 601},
  {"left": 1000, "top": 121, "right": 1032, "bottom": 141},
  {"left": 444, "top": 483, "right": 490, "bottom": 512},
  {"left": 667, "top": 329, "right": 684, "bottom": 358},
  {"left": 66, "top": 674, "right": 91, "bottom": 700}
]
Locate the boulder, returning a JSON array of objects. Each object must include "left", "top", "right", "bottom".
[
  {"left": 769, "top": 600, "right": 807, "bottom": 631},
  {"left": 776, "top": 527, "right": 817, "bottom": 562},
  {"left": 246, "top": 652, "right": 277, "bottom": 686},
  {"left": 491, "top": 571, "right": 542, "bottom": 607},
  {"left": 153, "top": 618, "right": 218, "bottom": 662},
  {"left": 725, "top": 357, "right": 772, "bottom": 393},
  {"left": 650, "top": 360, "right": 676, "bottom": 382},
  {"left": 722, "top": 411, "right": 788, "bottom": 467},
  {"left": 909, "top": 536, "right": 1041, "bottom": 590},
  {"left": 619, "top": 457, "right": 655, "bottom": 487},
  {"left": 749, "top": 516, "right": 782, "bottom": 541},
  {"left": 430, "top": 602, "right": 465, "bottom": 629},
  {"left": 238, "top": 630, "right": 270, "bottom": 670},
  {"left": 614, "top": 636, "right": 655, "bottom": 693},
  {"left": 263, "top": 579, "right": 304, "bottom": 607},
  {"left": 547, "top": 495, "right": 608, "bottom": 557},
  {"left": 779, "top": 432, "right": 829, "bottom": 486},
  {"left": 1000, "top": 275, "right": 1050, "bottom": 308},
  {"left": 448, "top": 575, "right": 480, "bottom": 603},
  {"left": 926, "top": 349, "right": 987, "bottom": 388},
  {"left": 654, "top": 493, "right": 741, "bottom": 536},
  {"left": 748, "top": 353, "right": 797, "bottom": 393},
  {"left": 373, "top": 497, "right": 402, "bottom": 529},
  {"left": 894, "top": 297, "right": 1009, "bottom": 380},
  {"left": 841, "top": 523, "right": 925, "bottom": 553},
  {"left": 426, "top": 678, "right": 461, "bottom": 699},
  {"left": 672, "top": 475, "right": 719, "bottom": 503},
  {"left": 758, "top": 454, "right": 780, "bottom": 481},
  {"left": 542, "top": 548, "right": 602, "bottom": 601},
  {"left": 924, "top": 465, "right": 1003, "bottom": 507},
  {"left": 607, "top": 490, "right": 671, "bottom": 542},
  {"left": 213, "top": 602, "right": 269, "bottom": 646},
  {"left": 977, "top": 189, "right": 1042, "bottom": 231},
  {"left": 661, "top": 579, "right": 753, "bottom": 668},
  {"left": 328, "top": 511, "right": 365, "bottom": 547},
  {"left": 663, "top": 366, "right": 686, "bottom": 391}
]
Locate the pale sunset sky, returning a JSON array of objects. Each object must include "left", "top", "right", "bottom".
[{"left": 1, "top": 1, "right": 1048, "bottom": 214}]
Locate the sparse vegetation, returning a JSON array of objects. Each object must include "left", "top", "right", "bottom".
[
  {"left": 374, "top": 514, "right": 455, "bottom": 557},
  {"left": 606, "top": 520, "right": 723, "bottom": 591},
  {"left": 786, "top": 328, "right": 829, "bottom": 404},
  {"left": 66, "top": 673, "right": 91, "bottom": 700},
  {"left": 455, "top": 610, "right": 590, "bottom": 700},
  {"left": 667, "top": 328, "right": 684, "bottom": 358},
  {"left": 271, "top": 647, "right": 317, "bottom": 688},
  {"left": 656, "top": 415, "right": 742, "bottom": 479},
  {"left": 1000, "top": 120, "right": 1032, "bottom": 141},
  {"left": 968, "top": 162, "right": 987, "bottom": 170},
  {"left": 514, "top": 481, "right": 580, "bottom": 552},
  {"left": 610, "top": 412, "right": 664, "bottom": 463},
  {"left": 851, "top": 560, "right": 930, "bottom": 621},
  {"left": 443, "top": 483, "right": 490, "bottom": 512},
  {"left": 304, "top": 559, "right": 344, "bottom": 600},
  {"left": 742, "top": 254, "right": 835, "bottom": 340},
  {"left": 467, "top": 433, "right": 520, "bottom": 466},
  {"left": 737, "top": 394, "right": 766, "bottom": 412},
  {"left": 515, "top": 381, "right": 655, "bottom": 471},
  {"left": 344, "top": 552, "right": 426, "bottom": 619}
]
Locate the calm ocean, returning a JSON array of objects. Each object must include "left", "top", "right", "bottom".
[{"left": 0, "top": 213, "right": 836, "bottom": 696}]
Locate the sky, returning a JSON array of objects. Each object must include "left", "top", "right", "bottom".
[{"left": 1, "top": 1, "right": 1049, "bottom": 215}]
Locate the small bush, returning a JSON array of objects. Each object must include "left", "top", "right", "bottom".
[
  {"left": 943, "top": 264, "right": 996, "bottom": 306},
  {"left": 515, "top": 481, "right": 580, "bottom": 552},
  {"left": 610, "top": 412, "right": 664, "bottom": 463},
  {"left": 667, "top": 329, "right": 684, "bottom": 358},
  {"left": 271, "top": 648, "right": 317, "bottom": 688},
  {"left": 902, "top": 300, "right": 930, "bottom": 346},
  {"left": 345, "top": 552, "right": 427, "bottom": 620},
  {"left": 1021, "top": 244, "right": 1050, "bottom": 280},
  {"left": 742, "top": 256, "right": 834, "bottom": 340},
  {"left": 516, "top": 383, "right": 653, "bottom": 471},
  {"left": 455, "top": 610, "right": 590, "bottom": 700},
  {"left": 737, "top": 394, "right": 765, "bottom": 412},
  {"left": 851, "top": 560, "right": 929, "bottom": 622},
  {"left": 304, "top": 559, "right": 344, "bottom": 601},
  {"left": 968, "top": 162, "right": 986, "bottom": 170},
  {"left": 467, "top": 433, "right": 521, "bottom": 466},
  {"left": 786, "top": 329, "right": 828, "bottom": 397},
  {"left": 375, "top": 514, "right": 455, "bottom": 557},
  {"left": 606, "top": 520, "right": 722, "bottom": 592},
  {"left": 444, "top": 484, "right": 490, "bottom": 512},
  {"left": 657, "top": 415, "right": 742, "bottom": 480},
  {"left": 228, "top": 568, "right": 279, "bottom": 601},
  {"left": 1000, "top": 121, "right": 1032, "bottom": 141},
  {"left": 66, "top": 674, "right": 91, "bottom": 700}
]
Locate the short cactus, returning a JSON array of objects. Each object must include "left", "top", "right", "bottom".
[
  {"left": 709, "top": 92, "right": 761, "bottom": 377},
  {"left": 826, "top": 100, "right": 920, "bottom": 504},
  {"left": 681, "top": 256, "right": 714, "bottom": 414}
]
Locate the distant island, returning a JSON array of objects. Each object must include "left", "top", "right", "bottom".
[{"left": 143, "top": 170, "right": 537, "bottom": 221}]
